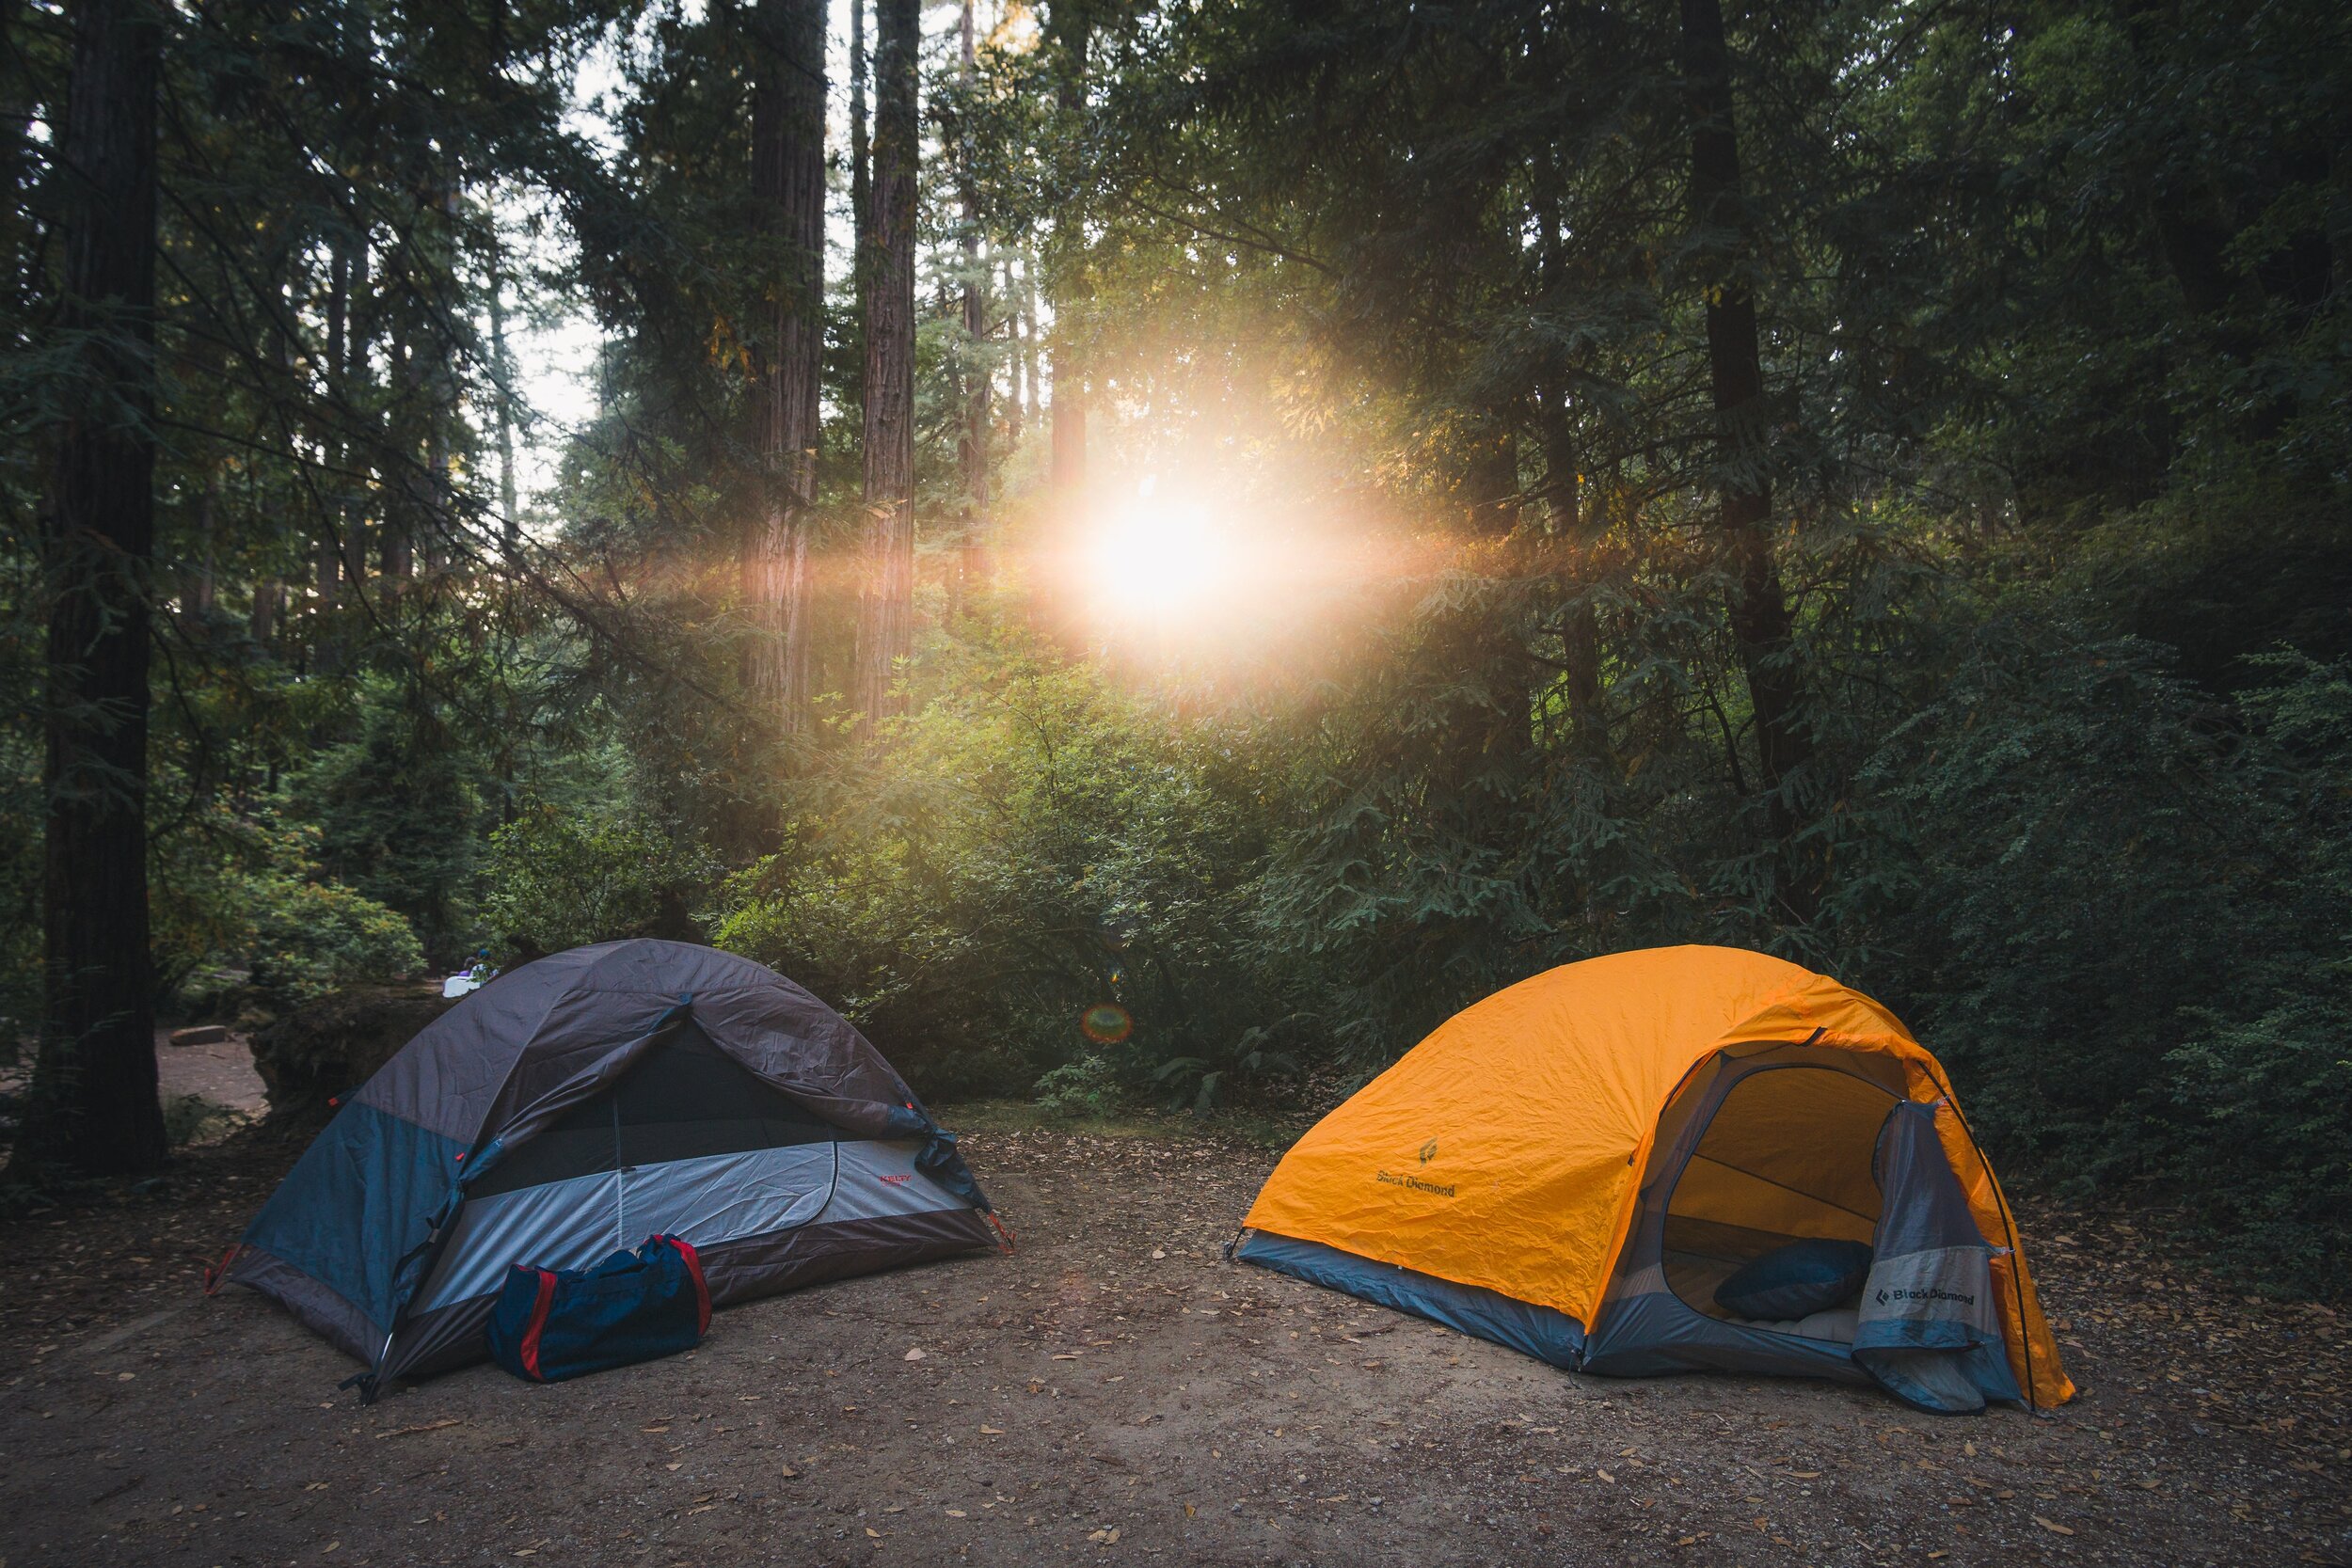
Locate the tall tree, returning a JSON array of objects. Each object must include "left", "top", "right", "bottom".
[
  {"left": 852, "top": 0, "right": 918, "bottom": 726},
  {"left": 747, "top": 0, "right": 825, "bottom": 730},
  {"left": 486, "top": 235, "right": 520, "bottom": 554},
  {"left": 24, "top": 0, "right": 167, "bottom": 1175},
  {"left": 955, "top": 0, "right": 989, "bottom": 563},
  {"left": 1680, "top": 0, "right": 1814, "bottom": 916},
  {"left": 849, "top": 0, "right": 871, "bottom": 327},
  {"left": 1045, "top": 6, "right": 1088, "bottom": 496},
  {"left": 1004, "top": 254, "right": 1026, "bottom": 446}
]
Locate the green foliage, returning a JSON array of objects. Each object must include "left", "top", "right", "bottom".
[
  {"left": 1844, "top": 630, "right": 2352, "bottom": 1288},
  {"left": 1032, "top": 1055, "right": 1120, "bottom": 1119},
  {"left": 480, "top": 800, "right": 715, "bottom": 956},
  {"left": 290, "top": 681, "right": 495, "bottom": 960},
  {"left": 151, "top": 806, "right": 424, "bottom": 1010},
  {"left": 162, "top": 1093, "right": 248, "bottom": 1148},
  {"left": 712, "top": 639, "right": 1301, "bottom": 1100},
  {"left": 246, "top": 875, "right": 427, "bottom": 1008}
]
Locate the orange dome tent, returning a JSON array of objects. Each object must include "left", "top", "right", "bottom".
[{"left": 1235, "top": 946, "right": 2072, "bottom": 1412}]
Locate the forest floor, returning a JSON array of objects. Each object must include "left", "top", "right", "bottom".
[{"left": 0, "top": 1112, "right": 2345, "bottom": 1568}]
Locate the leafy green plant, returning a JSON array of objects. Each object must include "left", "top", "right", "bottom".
[
  {"left": 1033, "top": 1055, "right": 1121, "bottom": 1119},
  {"left": 162, "top": 1093, "right": 247, "bottom": 1148},
  {"left": 151, "top": 807, "right": 424, "bottom": 1010},
  {"left": 479, "top": 800, "right": 713, "bottom": 957},
  {"left": 246, "top": 875, "right": 426, "bottom": 1006},
  {"left": 1152, "top": 1022, "right": 1306, "bottom": 1114}
]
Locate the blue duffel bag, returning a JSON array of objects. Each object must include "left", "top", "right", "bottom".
[{"left": 485, "top": 1233, "right": 711, "bottom": 1383}]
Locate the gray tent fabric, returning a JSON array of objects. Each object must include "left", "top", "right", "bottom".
[
  {"left": 227, "top": 941, "right": 996, "bottom": 1397},
  {"left": 1851, "top": 1102, "right": 2023, "bottom": 1414},
  {"left": 1581, "top": 1044, "right": 1899, "bottom": 1385},
  {"left": 351, "top": 941, "right": 936, "bottom": 1146}
]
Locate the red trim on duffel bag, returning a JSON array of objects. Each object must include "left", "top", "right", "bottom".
[
  {"left": 518, "top": 1268, "right": 558, "bottom": 1380},
  {"left": 661, "top": 1235, "right": 711, "bottom": 1337}
]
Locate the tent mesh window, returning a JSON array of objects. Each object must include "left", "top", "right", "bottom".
[
  {"left": 1660, "top": 1062, "right": 1897, "bottom": 1320},
  {"left": 469, "top": 1020, "right": 840, "bottom": 1197}
]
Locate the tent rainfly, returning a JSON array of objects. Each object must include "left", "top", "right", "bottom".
[
  {"left": 225, "top": 940, "right": 999, "bottom": 1399},
  {"left": 1234, "top": 945, "right": 2072, "bottom": 1413}
]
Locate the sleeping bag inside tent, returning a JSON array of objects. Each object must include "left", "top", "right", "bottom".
[
  {"left": 224, "top": 940, "right": 999, "bottom": 1397},
  {"left": 1233, "top": 945, "right": 2072, "bottom": 1413}
]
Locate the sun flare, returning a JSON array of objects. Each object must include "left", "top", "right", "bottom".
[{"left": 1089, "top": 483, "right": 1234, "bottom": 623}]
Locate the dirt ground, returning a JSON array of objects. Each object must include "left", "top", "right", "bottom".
[{"left": 0, "top": 1116, "right": 2345, "bottom": 1568}]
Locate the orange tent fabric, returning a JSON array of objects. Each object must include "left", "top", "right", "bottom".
[{"left": 1242, "top": 945, "right": 2073, "bottom": 1405}]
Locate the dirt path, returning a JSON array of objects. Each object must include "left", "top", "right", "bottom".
[
  {"left": 0, "top": 1118, "right": 2344, "bottom": 1567},
  {"left": 154, "top": 1031, "right": 270, "bottom": 1118}
]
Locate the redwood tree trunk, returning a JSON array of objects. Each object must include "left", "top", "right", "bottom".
[
  {"left": 486, "top": 246, "right": 520, "bottom": 555},
  {"left": 749, "top": 0, "right": 825, "bottom": 734},
  {"left": 1541, "top": 405, "right": 1608, "bottom": 764},
  {"left": 1047, "top": 15, "right": 1088, "bottom": 496},
  {"left": 956, "top": 0, "right": 989, "bottom": 577},
  {"left": 340, "top": 237, "right": 372, "bottom": 592},
  {"left": 849, "top": 0, "right": 870, "bottom": 335},
  {"left": 25, "top": 0, "right": 167, "bottom": 1177},
  {"left": 1681, "top": 0, "right": 1815, "bottom": 915},
  {"left": 853, "top": 0, "right": 917, "bottom": 728},
  {"left": 1005, "top": 255, "right": 1026, "bottom": 447}
]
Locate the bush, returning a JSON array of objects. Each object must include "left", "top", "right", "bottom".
[
  {"left": 1033, "top": 1055, "right": 1120, "bottom": 1118},
  {"left": 712, "top": 641, "right": 1303, "bottom": 1101},
  {"left": 246, "top": 874, "right": 427, "bottom": 1006},
  {"left": 151, "top": 808, "right": 425, "bottom": 1012},
  {"left": 478, "top": 800, "right": 714, "bottom": 957},
  {"left": 1851, "top": 628, "right": 2352, "bottom": 1289}
]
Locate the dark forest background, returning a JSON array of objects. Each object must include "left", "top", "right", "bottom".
[{"left": 3, "top": 0, "right": 2347, "bottom": 1290}]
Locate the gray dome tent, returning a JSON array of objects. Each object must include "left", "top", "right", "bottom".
[{"left": 224, "top": 941, "right": 998, "bottom": 1398}]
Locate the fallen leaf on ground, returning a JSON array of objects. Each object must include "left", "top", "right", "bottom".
[
  {"left": 374, "top": 1418, "right": 462, "bottom": 1439},
  {"left": 2034, "top": 1516, "right": 2076, "bottom": 1536}
]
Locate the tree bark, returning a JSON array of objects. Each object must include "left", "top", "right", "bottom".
[
  {"left": 1047, "top": 13, "right": 1088, "bottom": 496},
  {"left": 317, "top": 236, "right": 349, "bottom": 629},
  {"left": 24, "top": 0, "right": 167, "bottom": 1177},
  {"left": 1021, "top": 252, "right": 1040, "bottom": 433},
  {"left": 748, "top": 0, "right": 825, "bottom": 734},
  {"left": 1681, "top": 0, "right": 1815, "bottom": 916},
  {"left": 1534, "top": 182, "right": 1608, "bottom": 767},
  {"left": 950, "top": 0, "right": 988, "bottom": 610},
  {"left": 853, "top": 0, "right": 918, "bottom": 728},
  {"left": 956, "top": 0, "right": 989, "bottom": 554},
  {"left": 486, "top": 240, "right": 520, "bottom": 555},
  {"left": 849, "top": 0, "right": 871, "bottom": 331},
  {"left": 190, "top": 476, "right": 216, "bottom": 616},
  {"left": 340, "top": 236, "right": 372, "bottom": 592},
  {"left": 1005, "top": 255, "right": 1025, "bottom": 447},
  {"left": 1540, "top": 403, "right": 1608, "bottom": 764}
]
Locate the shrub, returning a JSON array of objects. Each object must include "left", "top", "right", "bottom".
[
  {"left": 1852, "top": 628, "right": 2352, "bottom": 1289},
  {"left": 1033, "top": 1055, "right": 1121, "bottom": 1119},
  {"left": 151, "top": 808, "right": 425, "bottom": 1011},
  {"left": 479, "top": 800, "right": 714, "bottom": 956},
  {"left": 246, "top": 874, "right": 427, "bottom": 1006},
  {"left": 712, "top": 641, "right": 1304, "bottom": 1100}
]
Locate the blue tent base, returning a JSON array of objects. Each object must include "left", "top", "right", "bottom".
[{"left": 1234, "top": 1230, "right": 1586, "bottom": 1369}]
